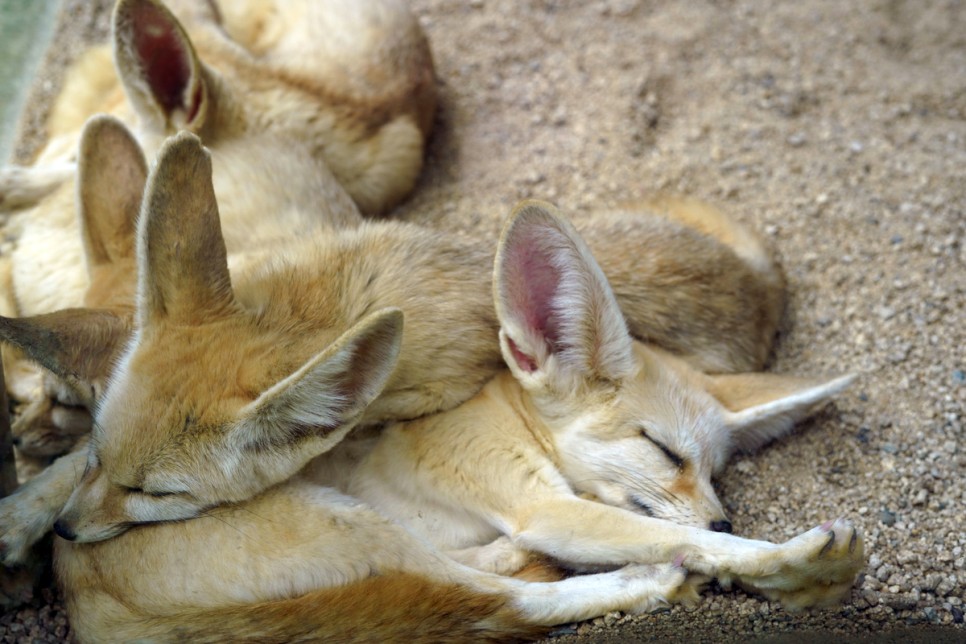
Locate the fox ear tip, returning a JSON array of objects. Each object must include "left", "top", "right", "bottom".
[
  {"left": 507, "top": 200, "right": 563, "bottom": 230},
  {"left": 512, "top": 199, "right": 557, "bottom": 215},
  {"left": 828, "top": 373, "right": 859, "bottom": 397},
  {"left": 161, "top": 130, "right": 205, "bottom": 156}
]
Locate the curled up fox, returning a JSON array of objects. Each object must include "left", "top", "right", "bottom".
[
  {"left": 0, "top": 131, "right": 864, "bottom": 640},
  {"left": 0, "top": 0, "right": 436, "bottom": 461},
  {"left": 0, "top": 0, "right": 867, "bottom": 638}
]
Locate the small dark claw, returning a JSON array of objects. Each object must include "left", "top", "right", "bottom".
[
  {"left": 848, "top": 529, "right": 858, "bottom": 554},
  {"left": 819, "top": 530, "right": 836, "bottom": 557}
]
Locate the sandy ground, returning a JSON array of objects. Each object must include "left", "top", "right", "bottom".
[{"left": 1, "top": 0, "right": 964, "bottom": 641}]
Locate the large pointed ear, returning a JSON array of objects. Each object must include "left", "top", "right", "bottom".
[
  {"left": 137, "top": 131, "right": 234, "bottom": 326},
  {"left": 235, "top": 308, "right": 404, "bottom": 455},
  {"left": 494, "top": 200, "right": 634, "bottom": 392},
  {"left": 0, "top": 309, "right": 133, "bottom": 405},
  {"left": 77, "top": 115, "right": 146, "bottom": 270},
  {"left": 704, "top": 372, "right": 856, "bottom": 468},
  {"left": 113, "top": 0, "right": 209, "bottom": 132}
]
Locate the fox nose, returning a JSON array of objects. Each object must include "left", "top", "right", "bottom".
[
  {"left": 53, "top": 519, "right": 77, "bottom": 542},
  {"left": 710, "top": 519, "right": 733, "bottom": 534}
]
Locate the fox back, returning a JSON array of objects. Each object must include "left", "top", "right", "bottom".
[{"left": 344, "top": 202, "right": 852, "bottom": 551}]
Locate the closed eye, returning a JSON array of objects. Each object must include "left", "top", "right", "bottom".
[
  {"left": 144, "top": 490, "right": 181, "bottom": 498},
  {"left": 639, "top": 428, "right": 686, "bottom": 470},
  {"left": 124, "top": 486, "right": 182, "bottom": 498}
]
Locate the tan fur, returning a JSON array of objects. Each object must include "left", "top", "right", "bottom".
[
  {"left": 576, "top": 201, "right": 784, "bottom": 373},
  {"left": 333, "top": 202, "right": 863, "bottom": 610},
  {"left": 46, "top": 291, "right": 691, "bottom": 640},
  {"left": 0, "top": 133, "right": 787, "bottom": 569},
  {"left": 0, "top": 136, "right": 834, "bottom": 633},
  {"left": 16, "top": 0, "right": 435, "bottom": 212},
  {"left": 10, "top": 196, "right": 784, "bottom": 461},
  {"left": 55, "top": 476, "right": 688, "bottom": 642},
  {"left": 0, "top": 0, "right": 436, "bottom": 453}
]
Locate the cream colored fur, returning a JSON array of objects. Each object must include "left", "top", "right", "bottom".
[
  {"left": 1, "top": 0, "right": 438, "bottom": 464},
  {"left": 0, "top": 131, "right": 787, "bottom": 570},
  {"left": 334, "top": 202, "right": 863, "bottom": 610},
  {"left": 57, "top": 478, "right": 692, "bottom": 642},
  {"left": 53, "top": 306, "right": 692, "bottom": 641},
  {"left": 33, "top": 137, "right": 703, "bottom": 641}
]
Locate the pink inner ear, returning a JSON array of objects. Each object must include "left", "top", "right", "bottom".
[
  {"left": 507, "top": 337, "right": 538, "bottom": 373},
  {"left": 132, "top": 4, "right": 194, "bottom": 119},
  {"left": 503, "top": 222, "right": 564, "bottom": 348}
]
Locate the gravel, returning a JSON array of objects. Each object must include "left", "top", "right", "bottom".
[{"left": 2, "top": 0, "right": 964, "bottom": 641}]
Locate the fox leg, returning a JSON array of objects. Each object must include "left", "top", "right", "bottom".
[
  {"left": 0, "top": 447, "right": 84, "bottom": 565},
  {"left": 283, "top": 495, "right": 695, "bottom": 623},
  {"left": 446, "top": 536, "right": 533, "bottom": 576},
  {"left": 505, "top": 495, "right": 864, "bottom": 610},
  {"left": 276, "top": 489, "right": 694, "bottom": 624},
  {"left": 406, "top": 544, "right": 689, "bottom": 623},
  {"left": 497, "top": 563, "right": 689, "bottom": 623},
  {"left": 719, "top": 518, "right": 864, "bottom": 609}
]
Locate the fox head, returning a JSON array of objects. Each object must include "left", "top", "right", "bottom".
[
  {"left": 494, "top": 201, "right": 854, "bottom": 532},
  {"left": 52, "top": 133, "right": 403, "bottom": 543}
]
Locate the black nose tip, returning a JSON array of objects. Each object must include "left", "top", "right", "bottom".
[
  {"left": 11, "top": 435, "right": 20, "bottom": 447},
  {"left": 710, "top": 519, "right": 733, "bottom": 534},
  {"left": 53, "top": 519, "right": 77, "bottom": 542}
]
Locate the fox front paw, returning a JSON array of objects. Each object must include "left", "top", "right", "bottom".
[
  {"left": 0, "top": 491, "right": 58, "bottom": 566},
  {"left": 727, "top": 518, "right": 865, "bottom": 610},
  {"left": 618, "top": 562, "right": 693, "bottom": 614},
  {"left": 447, "top": 536, "right": 532, "bottom": 576}
]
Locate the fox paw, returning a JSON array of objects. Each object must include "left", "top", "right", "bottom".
[
  {"left": 447, "top": 536, "right": 532, "bottom": 576},
  {"left": 0, "top": 490, "right": 59, "bottom": 566},
  {"left": 726, "top": 518, "right": 865, "bottom": 609},
  {"left": 618, "top": 562, "right": 693, "bottom": 614}
]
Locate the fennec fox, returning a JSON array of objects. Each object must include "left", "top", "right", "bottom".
[
  {"left": 340, "top": 202, "right": 863, "bottom": 610},
  {"left": 54, "top": 307, "right": 695, "bottom": 642},
  {"left": 3, "top": 0, "right": 436, "bottom": 314},
  {"left": 0, "top": 132, "right": 782, "bottom": 565},
  {"left": 0, "top": 0, "right": 434, "bottom": 443},
  {"left": 3, "top": 0, "right": 434, "bottom": 216}
]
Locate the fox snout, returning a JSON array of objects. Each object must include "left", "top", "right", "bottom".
[
  {"left": 55, "top": 464, "right": 136, "bottom": 543},
  {"left": 52, "top": 519, "right": 77, "bottom": 542}
]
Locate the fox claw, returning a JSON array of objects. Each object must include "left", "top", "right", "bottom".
[
  {"left": 620, "top": 563, "right": 691, "bottom": 615},
  {"left": 818, "top": 530, "right": 836, "bottom": 557},
  {"left": 730, "top": 518, "right": 866, "bottom": 610}
]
